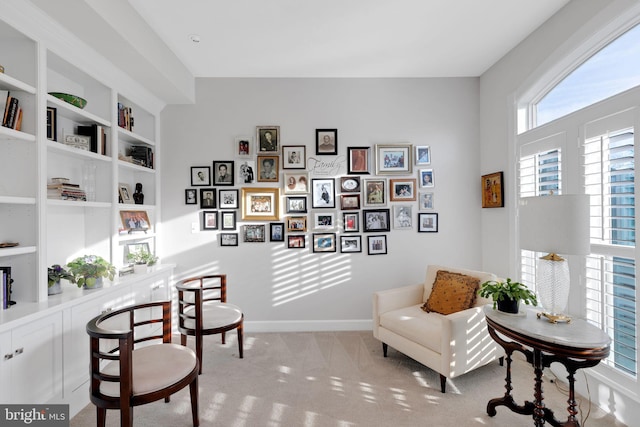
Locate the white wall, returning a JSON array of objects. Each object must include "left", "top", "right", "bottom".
[{"left": 161, "top": 77, "right": 481, "bottom": 331}]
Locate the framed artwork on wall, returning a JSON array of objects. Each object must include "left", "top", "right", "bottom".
[
  {"left": 257, "top": 155, "right": 279, "bottom": 182},
  {"left": 256, "top": 126, "right": 279, "bottom": 153},
  {"left": 316, "top": 129, "right": 338, "bottom": 155},
  {"left": 389, "top": 179, "right": 417, "bottom": 201},
  {"left": 340, "top": 176, "right": 361, "bottom": 193},
  {"left": 418, "top": 213, "right": 439, "bottom": 232},
  {"left": 362, "top": 178, "right": 387, "bottom": 207},
  {"left": 202, "top": 210, "right": 218, "bottom": 230},
  {"left": 286, "top": 196, "right": 307, "bottom": 213},
  {"left": 218, "top": 189, "right": 239, "bottom": 209},
  {"left": 340, "top": 194, "right": 360, "bottom": 210},
  {"left": 347, "top": 147, "right": 370, "bottom": 174},
  {"left": 375, "top": 143, "right": 412, "bottom": 175},
  {"left": 419, "top": 169, "right": 434, "bottom": 188},
  {"left": 235, "top": 136, "right": 252, "bottom": 157},
  {"left": 367, "top": 235, "right": 387, "bottom": 255},
  {"left": 282, "top": 145, "right": 306, "bottom": 169},
  {"left": 362, "top": 209, "right": 390, "bottom": 232},
  {"left": 419, "top": 192, "right": 434, "bottom": 210},
  {"left": 243, "top": 224, "right": 266, "bottom": 242},
  {"left": 340, "top": 235, "right": 362, "bottom": 253},
  {"left": 270, "top": 222, "right": 285, "bottom": 242},
  {"left": 237, "top": 160, "right": 256, "bottom": 184},
  {"left": 200, "top": 188, "right": 216, "bottom": 208},
  {"left": 220, "top": 233, "right": 238, "bottom": 246},
  {"left": 313, "top": 212, "right": 335, "bottom": 230},
  {"left": 286, "top": 216, "right": 307, "bottom": 232},
  {"left": 342, "top": 212, "right": 359, "bottom": 232},
  {"left": 284, "top": 172, "right": 309, "bottom": 194},
  {"left": 185, "top": 189, "right": 197, "bottom": 205},
  {"left": 241, "top": 187, "right": 280, "bottom": 220},
  {"left": 313, "top": 233, "right": 337, "bottom": 252},
  {"left": 191, "top": 166, "right": 211, "bottom": 186},
  {"left": 415, "top": 145, "right": 431, "bottom": 165},
  {"left": 311, "top": 178, "right": 335, "bottom": 208},
  {"left": 287, "top": 235, "right": 305, "bottom": 249},
  {"left": 212, "top": 161, "right": 235, "bottom": 186},
  {"left": 220, "top": 211, "right": 237, "bottom": 230},
  {"left": 392, "top": 205, "right": 413, "bottom": 229},
  {"left": 482, "top": 171, "right": 504, "bottom": 208}
]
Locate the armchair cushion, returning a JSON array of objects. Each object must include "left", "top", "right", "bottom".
[
  {"left": 421, "top": 270, "right": 479, "bottom": 315},
  {"left": 380, "top": 304, "right": 442, "bottom": 353}
]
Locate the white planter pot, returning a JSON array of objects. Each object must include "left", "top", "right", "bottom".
[{"left": 133, "top": 264, "right": 148, "bottom": 274}]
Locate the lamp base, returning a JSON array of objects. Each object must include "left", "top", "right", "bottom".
[{"left": 537, "top": 311, "right": 572, "bottom": 324}]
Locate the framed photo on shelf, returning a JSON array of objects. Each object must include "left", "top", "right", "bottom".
[
  {"left": 124, "top": 242, "right": 150, "bottom": 265},
  {"left": 241, "top": 187, "right": 280, "bottom": 220},
  {"left": 340, "top": 176, "right": 361, "bottom": 193},
  {"left": 393, "top": 205, "right": 413, "bottom": 229},
  {"left": 287, "top": 235, "right": 306, "bottom": 249},
  {"left": 362, "top": 178, "right": 387, "bottom": 207},
  {"left": 286, "top": 216, "right": 307, "bottom": 232},
  {"left": 311, "top": 178, "right": 335, "bottom": 208},
  {"left": 118, "top": 183, "right": 134, "bottom": 204},
  {"left": 284, "top": 172, "right": 309, "bottom": 194},
  {"left": 316, "top": 129, "right": 337, "bottom": 155},
  {"left": 419, "top": 169, "right": 434, "bottom": 188},
  {"left": 219, "top": 189, "right": 239, "bottom": 209},
  {"left": 313, "top": 233, "right": 336, "bottom": 253},
  {"left": 415, "top": 145, "right": 431, "bottom": 165},
  {"left": 191, "top": 166, "right": 211, "bottom": 186},
  {"left": 367, "top": 235, "right": 387, "bottom": 255},
  {"left": 340, "top": 194, "right": 360, "bottom": 210},
  {"left": 270, "top": 222, "right": 285, "bottom": 242},
  {"left": 120, "top": 210, "right": 151, "bottom": 232},
  {"left": 282, "top": 145, "right": 306, "bottom": 169},
  {"left": 340, "top": 235, "right": 362, "bottom": 253},
  {"left": 220, "top": 211, "right": 237, "bottom": 230},
  {"left": 343, "top": 212, "right": 359, "bottom": 232},
  {"left": 362, "top": 209, "right": 390, "bottom": 232},
  {"left": 235, "top": 136, "right": 252, "bottom": 158},
  {"left": 314, "top": 212, "right": 335, "bottom": 230},
  {"left": 389, "top": 178, "right": 417, "bottom": 201},
  {"left": 185, "top": 189, "right": 197, "bottom": 205},
  {"left": 482, "top": 171, "right": 504, "bottom": 208},
  {"left": 419, "top": 192, "right": 434, "bottom": 210},
  {"left": 212, "top": 161, "right": 234, "bottom": 186},
  {"left": 200, "top": 188, "right": 216, "bottom": 208},
  {"left": 46, "top": 107, "right": 57, "bottom": 141},
  {"left": 220, "top": 233, "right": 238, "bottom": 247},
  {"left": 418, "top": 213, "right": 439, "bottom": 232},
  {"left": 202, "top": 210, "right": 218, "bottom": 230},
  {"left": 243, "top": 224, "right": 266, "bottom": 242},
  {"left": 286, "top": 196, "right": 307, "bottom": 213},
  {"left": 347, "top": 147, "right": 370, "bottom": 174},
  {"left": 237, "top": 160, "right": 256, "bottom": 184},
  {"left": 257, "top": 155, "right": 279, "bottom": 182},
  {"left": 375, "top": 143, "right": 413, "bottom": 175},
  {"left": 257, "top": 126, "right": 279, "bottom": 153}
]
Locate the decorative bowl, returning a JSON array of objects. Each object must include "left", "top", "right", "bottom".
[{"left": 49, "top": 92, "right": 87, "bottom": 109}]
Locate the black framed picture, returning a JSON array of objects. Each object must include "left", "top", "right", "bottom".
[
  {"left": 270, "top": 222, "right": 285, "bottom": 242},
  {"left": 340, "top": 235, "right": 362, "bottom": 253},
  {"left": 200, "top": 188, "right": 216, "bottom": 208},
  {"left": 46, "top": 107, "right": 57, "bottom": 141},
  {"left": 257, "top": 126, "right": 279, "bottom": 153},
  {"left": 287, "top": 235, "right": 305, "bottom": 249},
  {"left": 340, "top": 194, "right": 360, "bottom": 210},
  {"left": 243, "top": 224, "right": 266, "bottom": 242},
  {"left": 220, "top": 233, "right": 238, "bottom": 246},
  {"left": 286, "top": 196, "right": 307, "bottom": 213},
  {"left": 257, "top": 155, "right": 279, "bottom": 182},
  {"left": 316, "top": 129, "right": 337, "bottom": 155},
  {"left": 367, "top": 235, "right": 387, "bottom": 255},
  {"left": 220, "top": 211, "right": 237, "bottom": 230},
  {"left": 340, "top": 176, "right": 361, "bottom": 193},
  {"left": 418, "top": 213, "right": 439, "bottom": 232},
  {"left": 343, "top": 212, "right": 359, "bottom": 232},
  {"left": 282, "top": 145, "right": 306, "bottom": 169},
  {"left": 313, "top": 233, "right": 336, "bottom": 252},
  {"left": 311, "top": 178, "right": 335, "bottom": 208},
  {"left": 185, "top": 189, "right": 197, "bottom": 205},
  {"left": 363, "top": 209, "right": 390, "bottom": 232},
  {"left": 202, "top": 210, "right": 218, "bottom": 230},
  {"left": 219, "top": 189, "right": 239, "bottom": 209},
  {"left": 212, "top": 161, "right": 234, "bottom": 186},
  {"left": 347, "top": 147, "right": 370, "bottom": 174},
  {"left": 191, "top": 166, "right": 211, "bottom": 186}
]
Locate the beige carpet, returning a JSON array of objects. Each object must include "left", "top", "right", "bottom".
[{"left": 71, "top": 331, "right": 625, "bottom": 427}]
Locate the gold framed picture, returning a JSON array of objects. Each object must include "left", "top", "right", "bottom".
[
  {"left": 481, "top": 171, "right": 504, "bottom": 208},
  {"left": 241, "top": 187, "right": 280, "bottom": 220}
]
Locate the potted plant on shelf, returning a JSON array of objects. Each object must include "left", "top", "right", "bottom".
[
  {"left": 478, "top": 278, "right": 538, "bottom": 314},
  {"left": 67, "top": 255, "right": 116, "bottom": 289},
  {"left": 127, "top": 249, "right": 158, "bottom": 274},
  {"left": 47, "top": 264, "right": 75, "bottom": 295}
]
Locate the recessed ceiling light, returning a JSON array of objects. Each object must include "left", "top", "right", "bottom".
[{"left": 189, "top": 34, "right": 201, "bottom": 43}]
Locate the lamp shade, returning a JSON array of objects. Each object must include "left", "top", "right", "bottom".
[{"left": 519, "top": 195, "right": 590, "bottom": 256}]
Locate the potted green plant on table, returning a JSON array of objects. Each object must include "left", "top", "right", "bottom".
[
  {"left": 478, "top": 278, "right": 538, "bottom": 314},
  {"left": 127, "top": 249, "right": 158, "bottom": 274},
  {"left": 47, "top": 264, "right": 75, "bottom": 295},
  {"left": 67, "top": 255, "right": 116, "bottom": 289}
]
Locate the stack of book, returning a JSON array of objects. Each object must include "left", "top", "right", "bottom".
[
  {"left": 1, "top": 266, "right": 15, "bottom": 309},
  {"left": 77, "top": 123, "right": 107, "bottom": 155},
  {"left": 47, "top": 177, "right": 86, "bottom": 201},
  {"left": 1, "top": 91, "right": 23, "bottom": 131},
  {"left": 117, "top": 102, "right": 134, "bottom": 131}
]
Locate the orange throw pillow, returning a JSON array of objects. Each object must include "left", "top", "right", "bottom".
[{"left": 421, "top": 270, "right": 480, "bottom": 315}]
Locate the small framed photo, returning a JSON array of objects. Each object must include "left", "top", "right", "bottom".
[
  {"left": 220, "top": 233, "right": 238, "bottom": 247},
  {"left": 119, "top": 183, "right": 134, "bottom": 204},
  {"left": 213, "top": 161, "right": 235, "bottom": 186},
  {"left": 220, "top": 211, "right": 237, "bottom": 230},
  {"left": 343, "top": 212, "right": 359, "bottom": 232},
  {"left": 419, "top": 169, "right": 434, "bottom": 188},
  {"left": 286, "top": 196, "right": 307, "bottom": 213},
  {"left": 287, "top": 235, "right": 306, "bottom": 249},
  {"left": 419, "top": 192, "right": 434, "bottom": 210},
  {"left": 257, "top": 126, "right": 279, "bottom": 153},
  {"left": 363, "top": 209, "right": 390, "bottom": 232},
  {"left": 202, "top": 210, "right": 218, "bottom": 230},
  {"left": 313, "top": 233, "right": 337, "bottom": 252},
  {"left": 418, "top": 213, "right": 439, "bottom": 232},
  {"left": 257, "top": 155, "right": 279, "bottom": 182},
  {"left": 200, "top": 188, "right": 216, "bottom": 208},
  {"left": 340, "top": 235, "right": 362, "bottom": 253},
  {"left": 235, "top": 136, "right": 252, "bottom": 157},
  {"left": 270, "top": 222, "right": 285, "bottom": 242},
  {"left": 314, "top": 212, "right": 335, "bottom": 230},
  {"left": 375, "top": 143, "right": 413, "bottom": 175},
  {"left": 363, "top": 178, "right": 387, "bottom": 207},
  {"left": 368, "top": 235, "right": 388, "bottom": 255},
  {"left": 241, "top": 187, "right": 280, "bottom": 220},
  {"left": 340, "top": 194, "right": 360, "bottom": 210},
  {"left": 286, "top": 216, "right": 307, "bottom": 232},
  {"left": 316, "top": 129, "right": 338, "bottom": 155},
  {"left": 120, "top": 210, "right": 151, "bottom": 232},
  {"left": 347, "top": 147, "right": 370, "bottom": 174},
  {"left": 415, "top": 145, "right": 431, "bottom": 165},
  {"left": 389, "top": 179, "right": 417, "bottom": 201},
  {"left": 393, "top": 205, "right": 413, "bottom": 229},
  {"left": 282, "top": 145, "right": 306, "bottom": 169},
  {"left": 191, "top": 166, "right": 211, "bottom": 186},
  {"left": 185, "top": 189, "right": 197, "bottom": 205},
  {"left": 237, "top": 160, "right": 256, "bottom": 184},
  {"left": 340, "top": 176, "right": 361, "bottom": 193},
  {"left": 482, "top": 171, "right": 504, "bottom": 208},
  {"left": 243, "top": 224, "right": 266, "bottom": 242},
  {"left": 219, "top": 189, "right": 239, "bottom": 209},
  {"left": 311, "top": 178, "right": 335, "bottom": 208},
  {"left": 124, "top": 242, "right": 150, "bottom": 265},
  {"left": 46, "top": 107, "right": 57, "bottom": 141},
  {"left": 284, "top": 172, "right": 309, "bottom": 194}
]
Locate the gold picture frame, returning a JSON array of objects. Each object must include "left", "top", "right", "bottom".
[{"left": 241, "top": 187, "right": 280, "bottom": 220}]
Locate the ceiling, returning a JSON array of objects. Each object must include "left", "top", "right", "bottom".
[{"left": 28, "top": 0, "right": 571, "bottom": 103}]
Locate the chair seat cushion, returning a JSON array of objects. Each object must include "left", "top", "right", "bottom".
[
  {"left": 100, "top": 343, "right": 197, "bottom": 397},
  {"left": 182, "top": 302, "right": 243, "bottom": 330},
  {"left": 379, "top": 304, "right": 442, "bottom": 353}
]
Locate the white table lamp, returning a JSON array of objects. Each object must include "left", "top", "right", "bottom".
[{"left": 519, "top": 195, "right": 590, "bottom": 323}]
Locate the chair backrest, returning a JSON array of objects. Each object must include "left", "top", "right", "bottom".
[{"left": 176, "top": 275, "right": 227, "bottom": 330}]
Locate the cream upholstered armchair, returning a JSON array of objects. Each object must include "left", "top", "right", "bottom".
[{"left": 373, "top": 264, "right": 501, "bottom": 393}]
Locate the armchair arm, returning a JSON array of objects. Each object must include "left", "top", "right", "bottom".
[{"left": 373, "top": 284, "right": 424, "bottom": 317}]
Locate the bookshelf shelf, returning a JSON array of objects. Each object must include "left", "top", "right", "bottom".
[
  {"left": 0, "top": 246, "right": 37, "bottom": 258},
  {"left": 47, "top": 140, "right": 112, "bottom": 162},
  {"left": 0, "top": 73, "right": 36, "bottom": 94}
]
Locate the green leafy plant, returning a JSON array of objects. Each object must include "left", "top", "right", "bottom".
[
  {"left": 478, "top": 278, "right": 538, "bottom": 310},
  {"left": 47, "top": 264, "right": 75, "bottom": 287},
  {"left": 67, "top": 255, "right": 116, "bottom": 288},
  {"left": 126, "top": 249, "right": 158, "bottom": 266}
]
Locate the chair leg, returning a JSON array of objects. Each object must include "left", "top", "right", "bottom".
[
  {"left": 499, "top": 356, "right": 505, "bottom": 366},
  {"left": 382, "top": 342, "right": 388, "bottom": 357},
  {"left": 221, "top": 331, "right": 226, "bottom": 344},
  {"left": 439, "top": 374, "right": 447, "bottom": 393},
  {"left": 196, "top": 332, "right": 203, "bottom": 375},
  {"left": 190, "top": 375, "right": 200, "bottom": 427},
  {"left": 121, "top": 405, "right": 133, "bottom": 427},
  {"left": 237, "top": 323, "right": 244, "bottom": 359},
  {"left": 181, "top": 333, "right": 187, "bottom": 346},
  {"left": 97, "top": 407, "right": 106, "bottom": 427}
]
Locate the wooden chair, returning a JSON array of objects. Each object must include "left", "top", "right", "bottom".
[
  {"left": 176, "top": 274, "right": 244, "bottom": 374},
  {"left": 86, "top": 301, "right": 199, "bottom": 427}
]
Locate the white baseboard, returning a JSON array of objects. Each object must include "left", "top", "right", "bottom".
[{"left": 245, "top": 319, "right": 372, "bottom": 333}]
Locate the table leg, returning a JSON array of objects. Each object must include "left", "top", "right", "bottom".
[{"left": 533, "top": 349, "right": 546, "bottom": 426}]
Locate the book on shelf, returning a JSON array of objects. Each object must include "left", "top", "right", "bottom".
[
  {"left": 77, "top": 124, "right": 107, "bottom": 155},
  {"left": 0, "top": 266, "right": 15, "bottom": 309},
  {"left": 2, "top": 94, "right": 19, "bottom": 129},
  {"left": 47, "top": 181, "right": 86, "bottom": 201},
  {"left": 117, "top": 102, "right": 134, "bottom": 131}
]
